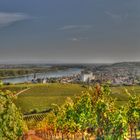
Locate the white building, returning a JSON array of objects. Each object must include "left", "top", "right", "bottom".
[
  {"left": 81, "top": 72, "right": 95, "bottom": 82},
  {"left": 42, "top": 79, "right": 47, "bottom": 84}
]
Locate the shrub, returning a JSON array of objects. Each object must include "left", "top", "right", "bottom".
[{"left": 0, "top": 91, "right": 24, "bottom": 140}]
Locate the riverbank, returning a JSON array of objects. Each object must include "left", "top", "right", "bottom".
[
  {"left": 0, "top": 65, "right": 76, "bottom": 79},
  {"left": 2, "top": 68, "right": 82, "bottom": 84}
]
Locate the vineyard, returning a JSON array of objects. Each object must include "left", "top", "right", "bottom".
[
  {"left": 22, "top": 84, "right": 140, "bottom": 140},
  {"left": 0, "top": 83, "right": 140, "bottom": 140},
  {"left": 14, "top": 83, "right": 87, "bottom": 114},
  {"left": 2, "top": 83, "right": 140, "bottom": 114}
]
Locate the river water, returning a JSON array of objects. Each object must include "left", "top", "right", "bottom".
[{"left": 3, "top": 68, "right": 82, "bottom": 84}]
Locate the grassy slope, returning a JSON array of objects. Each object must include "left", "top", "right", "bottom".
[
  {"left": 14, "top": 83, "right": 87, "bottom": 114},
  {"left": 2, "top": 83, "right": 140, "bottom": 114},
  {"left": 111, "top": 85, "right": 140, "bottom": 106},
  {"left": 1, "top": 84, "right": 28, "bottom": 93}
]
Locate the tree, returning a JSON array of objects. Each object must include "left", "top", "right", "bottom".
[{"left": 0, "top": 90, "right": 24, "bottom": 140}]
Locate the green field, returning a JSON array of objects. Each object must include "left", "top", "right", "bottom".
[
  {"left": 2, "top": 83, "right": 140, "bottom": 114},
  {"left": 111, "top": 85, "right": 140, "bottom": 106},
  {"left": 13, "top": 83, "right": 87, "bottom": 114}
]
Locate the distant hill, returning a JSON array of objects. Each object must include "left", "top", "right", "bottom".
[
  {"left": 89, "top": 62, "right": 140, "bottom": 73},
  {"left": 110, "top": 62, "right": 140, "bottom": 68}
]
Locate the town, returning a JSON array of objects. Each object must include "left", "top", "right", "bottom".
[{"left": 30, "top": 64, "right": 140, "bottom": 86}]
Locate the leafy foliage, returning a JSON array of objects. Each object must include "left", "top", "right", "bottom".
[
  {"left": 126, "top": 90, "right": 140, "bottom": 139},
  {"left": 0, "top": 90, "right": 24, "bottom": 140},
  {"left": 34, "top": 84, "right": 140, "bottom": 140}
]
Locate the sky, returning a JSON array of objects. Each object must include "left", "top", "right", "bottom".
[{"left": 0, "top": 0, "right": 140, "bottom": 64}]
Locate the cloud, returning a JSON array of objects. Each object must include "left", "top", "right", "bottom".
[
  {"left": 71, "top": 38, "right": 78, "bottom": 41},
  {"left": 0, "top": 12, "right": 29, "bottom": 28},
  {"left": 58, "top": 25, "right": 92, "bottom": 31},
  {"left": 105, "top": 11, "right": 128, "bottom": 23},
  {"left": 69, "top": 37, "right": 88, "bottom": 42}
]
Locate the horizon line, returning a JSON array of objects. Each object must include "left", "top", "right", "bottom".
[{"left": 0, "top": 60, "right": 140, "bottom": 65}]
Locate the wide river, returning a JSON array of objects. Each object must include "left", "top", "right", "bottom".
[{"left": 3, "top": 68, "right": 82, "bottom": 84}]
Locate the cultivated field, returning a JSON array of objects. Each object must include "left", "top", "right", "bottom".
[
  {"left": 1, "top": 83, "right": 140, "bottom": 114},
  {"left": 14, "top": 83, "right": 87, "bottom": 114}
]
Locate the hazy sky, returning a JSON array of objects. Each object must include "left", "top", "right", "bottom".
[{"left": 0, "top": 0, "right": 140, "bottom": 63}]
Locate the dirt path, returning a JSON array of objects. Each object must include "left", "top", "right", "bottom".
[
  {"left": 26, "top": 130, "right": 43, "bottom": 140},
  {"left": 26, "top": 135, "right": 43, "bottom": 140},
  {"left": 15, "top": 88, "right": 30, "bottom": 96}
]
